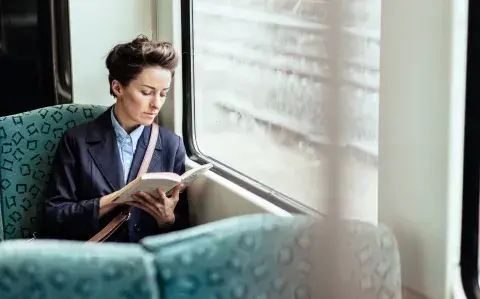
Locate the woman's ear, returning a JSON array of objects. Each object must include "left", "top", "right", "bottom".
[{"left": 111, "top": 80, "right": 123, "bottom": 98}]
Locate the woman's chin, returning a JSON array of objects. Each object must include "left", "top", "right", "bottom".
[{"left": 138, "top": 117, "right": 156, "bottom": 126}]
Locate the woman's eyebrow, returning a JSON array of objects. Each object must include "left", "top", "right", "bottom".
[
  {"left": 141, "top": 84, "right": 156, "bottom": 90},
  {"left": 142, "top": 85, "right": 170, "bottom": 91}
]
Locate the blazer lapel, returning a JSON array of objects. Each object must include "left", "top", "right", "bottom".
[
  {"left": 126, "top": 125, "right": 163, "bottom": 183},
  {"left": 86, "top": 107, "right": 125, "bottom": 191}
]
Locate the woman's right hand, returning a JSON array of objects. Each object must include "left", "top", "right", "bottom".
[{"left": 99, "top": 193, "right": 122, "bottom": 217}]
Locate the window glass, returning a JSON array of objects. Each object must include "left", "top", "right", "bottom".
[{"left": 191, "top": 0, "right": 381, "bottom": 219}]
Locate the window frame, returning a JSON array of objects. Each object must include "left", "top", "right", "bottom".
[
  {"left": 179, "top": 0, "right": 319, "bottom": 215},
  {"left": 461, "top": 0, "right": 480, "bottom": 297}
]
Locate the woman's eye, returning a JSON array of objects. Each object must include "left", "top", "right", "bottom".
[{"left": 141, "top": 91, "right": 151, "bottom": 96}]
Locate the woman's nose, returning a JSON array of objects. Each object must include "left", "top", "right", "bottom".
[{"left": 151, "top": 95, "right": 162, "bottom": 108}]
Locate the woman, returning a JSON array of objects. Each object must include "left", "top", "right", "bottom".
[{"left": 43, "top": 35, "right": 189, "bottom": 242}]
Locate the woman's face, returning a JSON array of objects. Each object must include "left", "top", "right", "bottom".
[{"left": 112, "top": 66, "right": 171, "bottom": 132}]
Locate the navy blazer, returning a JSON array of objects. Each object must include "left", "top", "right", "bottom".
[{"left": 42, "top": 106, "right": 190, "bottom": 242}]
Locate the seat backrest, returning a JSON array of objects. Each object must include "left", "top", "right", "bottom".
[
  {"left": 0, "top": 214, "right": 401, "bottom": 299},
  {"left": 141, "top": 214, "right": 402, "bottom": 299},
  {"left": 0, "top": 239, "right": 160, "bottom": 299},
  {"left": 0, "top": 104, "right": 108, "bottom": 240}
]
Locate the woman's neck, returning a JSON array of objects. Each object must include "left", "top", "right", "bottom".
[{"left": 113, "top": 104, "right": 140, "bottom": 134}]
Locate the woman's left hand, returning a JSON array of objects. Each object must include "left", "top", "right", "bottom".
[{"left": 126, "top": 184, "right": 183, "bottom": 225}]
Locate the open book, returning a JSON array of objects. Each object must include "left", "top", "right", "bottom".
[{"left": 110, "top": 163, "right": 213, "bottom": 204}]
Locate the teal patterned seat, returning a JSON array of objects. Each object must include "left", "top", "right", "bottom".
[
  {"left": 0, "top": 240, "right": 159, "bottom": 299},
  {"left": 0, "top": 214, "right": 401, "bottom": 299},
  {"left": 0, "top": 104, "right": 108, "bottom": 240},
  {"left": 141, "top": 214, "right": 402, "bottom": 299}
]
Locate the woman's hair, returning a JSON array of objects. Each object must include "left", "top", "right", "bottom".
[{"left": 106, "top": 35, "right": 179, "bottom": 97}]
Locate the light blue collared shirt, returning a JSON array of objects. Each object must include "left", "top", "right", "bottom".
[{"left": 111, "top": 107, "right": 145, "bottom": 183}]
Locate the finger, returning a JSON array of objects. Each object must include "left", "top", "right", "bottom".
[
  {"left": 179, "top": 184, "right": 186, "bottom": 193},
  {"left": 137, "top": 191, "right": 162, "bottom": 206},
  {"left": 156, "top": 188, "right": 168, "bottom": 202},
  {"left": 165, "top": 184, "right": 182, "bottom": 198},
  {"left": 130, "top": 195, "right": 149, "bottom": 207},
  {"left": 136, "top": 191, "right": 159, "bottom": 200},
  {"left": 134, "top": 194, "right": 161, "bottom": 212},
  {"left": 128, "top": 202, "right": 164, "bottom": 224},
  {"left": 132, "top": 193, "right": 171, "bottom": 225},
  {"left": 132, "top": 192, "right": 149, "bottom": 202},
  {"left": 130, "top": 194, "right": 143, "bottom": 203},
  {"left": 128, "top": 201, "right": 152, "bottom": 214},
  {"left": 171, "top": 184, "right": 182, "bottom": 202},
  {"left": 129, "top": 196, "right": 160, "bottom": 220},
  {"left": 127, "top": 198, "right": 148, "bottom": 209},
  {"left": 129, "top": 199, "right": 148, "bottom": 208},
  {"left": 178, "top": 184, "right": 185, "bottom": 191}
]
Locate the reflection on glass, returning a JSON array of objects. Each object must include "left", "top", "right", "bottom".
[{"left": 192, "top": 0, "right": 380, "bottom": 221}]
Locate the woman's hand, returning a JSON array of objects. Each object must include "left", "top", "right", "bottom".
[
  {"left": 126, "top": 184, "right": 183, "bottom": 225},
  {"left": 99, "top": 192, "right": 122, "bottom": 218}
]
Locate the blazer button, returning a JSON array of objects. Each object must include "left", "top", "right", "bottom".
[{"left": 134, "top": 224, "right": 141, "bottom": 232}]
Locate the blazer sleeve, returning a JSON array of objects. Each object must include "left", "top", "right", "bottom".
[
  {"left": 42, "top": 132, "right": 100, "bottom": 240},
  {"left": 157, "top": 136, "right": 190, "bottom": 233}
]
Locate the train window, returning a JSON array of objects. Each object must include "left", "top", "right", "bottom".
[{"left": 182, "top": 0, "right": 381, "bottom": 215}]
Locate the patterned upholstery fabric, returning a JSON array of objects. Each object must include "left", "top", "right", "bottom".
[
  {"left": 0, "top": 104, "right": 108, "bottom": 240},
  {"left": 141, "top": 214, "right": 402, "bottom": 299},
  {"left": 0, "top": 214, "right": 401, "bottom": 299},
  {"left": 0, "top": 240, "right": 159, "bottom": 299}
]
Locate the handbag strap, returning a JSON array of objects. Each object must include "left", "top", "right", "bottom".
[{"left": 87, "top": 123, "right": 159, "bottom": 243}]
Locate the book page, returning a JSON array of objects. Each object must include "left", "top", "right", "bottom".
[
  {"left": 112, "top": 176, "right": 181, "bottom": 204},
  {"left": 142, "top": 172, "right": 180, "bottom": 181},
  {"left": 111, "top": 164, "right": 212, "bottom": 203},
  {"left": 180, "top": 163, "right": 213, "bottom": 186}
]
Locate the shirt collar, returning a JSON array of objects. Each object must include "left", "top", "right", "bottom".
[{"left": 110, "top": 106, "right": 144, "bottom": 149}]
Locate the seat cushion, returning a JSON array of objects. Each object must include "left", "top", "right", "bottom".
[
  {"left": 141, "top": 213, "right": 401, "bottom": 299},
  {"left": 0, "top": 104, "right": 108, "bottom": 240},
  {"left": 0, "top": 240, "right": 159, "bottom": 299},
  {"left": 141, "top": 214, "right": 308, "bottom": 299}
]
